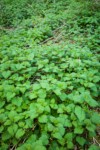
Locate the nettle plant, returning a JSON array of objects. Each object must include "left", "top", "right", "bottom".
[{"left": 0, "top": 42, "right": 100, "bottom": 150}]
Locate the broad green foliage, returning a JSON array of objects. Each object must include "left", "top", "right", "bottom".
[{"left": 0, "top": 0, "right": 100, "bottom": 149}]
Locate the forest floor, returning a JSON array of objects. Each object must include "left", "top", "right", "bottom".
[{"left": 0, "top": 0, "right": 100, "bottom": 150}]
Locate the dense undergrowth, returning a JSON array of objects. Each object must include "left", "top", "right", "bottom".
[{"left": 0, "top": 0, "right": 100, "bottom": 149}]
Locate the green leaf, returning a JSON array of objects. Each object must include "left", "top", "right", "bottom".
[
  {"left": 45, "top": 106, "right": 50, "bottom": 113},
  {"left": 2, "top": 131, "right": 11, "bottom": 141},
  {"left": 6, "top": 92, "right": 16, "bottom": 101},
  {"left": 0, "top": 143, "right": 8, "bottom": 150},
  {"left": 88, "top": 145, "right": 99, "bottom": 150},
  {"left": 88, "top": 99, "right": 98, "bottom": 107},
  {"left": 37, "top": 105, "right": 44, "bottom": 114},
  {"left": 7, "top": 127, "right": 13, "bottom": 135},
  {"left": 38, "top": 89, "right": 46, "bottom": 98},
  {"left": 58, "top": 125, "right": 65, "bottom": 136},
  {"left": 25, "top": 119, "right": 33, "bottom": 128},
  {"left": 2, "top": 71, "right": 11, "bottom": 79},
  {"left": 28, "top": 53, "right": 34, "bottom": 60},
  {"left": 52, "top": 124, "right": 65, "bottom": 140},
  {"left": 13, "top": 124, "right": 18, "bottom": 132},
  {"left": 75, "top": 106, "right": 85, "bottom": 121},
  {"left": 39, "top": 134, "right": 49, "bottom": 145},
  {"left": 27, "top": 110, "right": 38, "bottom": 120},
  {"left": 64, "top": 119, "right": 72, "bottom": 127},
  {"left": 73, "top": 94, "right": 84, "bottom": 104},
  {"left": 59, "top": 93, "right": 67, "bottom": 101},
  {"left": 57, "top": 107, "right": 64, "bottom": 113},
  {"left": 84, "top": 92, "right": 98, "bottom": 107},
  {"left": 49, "top": 141, "right": 59, "bottom": 149},
  {"left": 8, "top": 124, "right": 18, "bottom": 136},
  {"left": 8, "top": 111, "right": 17, "bottom": 120},
  {"left": 34, "top": 144, "right": 46, "bottom": 150},
  {"left": 58, "top": 138, "right": 65, "bottom": 146},
  {"left": 74, "top": 127, "right": 83, "bottom": 134},
  {"left": 18, "top": 122, "right": 25, "bottom": 127},
  {"left": 19, "top": 87, "right": 26, "bottom": 94},
  {"left": 15, "top": 129, "right": 25, "bottom": 139},
  {"left": 65, "top": 133, "right": 73, "bottom": 141},
  {"left": 52, "top": 132, "right": 62, "bottom": 140},
  {"left": 86, "top": 124, "right": 96, "bottom": 132},
  {"left": 40, "top": 81, "right": 50, "bottom": 90},
  {"left": 76, "top": 136, "right": 86, "bottom": 146},
  {"left": 67, "top": 142, "right": 74, "bottom": 149},
  {"left": 26, "top": 135, "right": 37, "bottom": 143},
  {"left": 54, "top": 89, "right": 61, "bottom": 96},
  {"left": 0, "top": 126, "right": 4, "bottom": 133},
  {"left": 0, "top": 101, "right": 5, "bottom": 108},
  {"left": 66, "top": 104, "right": 75, "bottom": 113},
  {"left": 47, "top": 123, "right": 54, "bottom": 131},
  {"left": 0, "top": 114, "right": 6, "bottom": 122},
  {"left": 32, "top": 83, "right": 41, "bottom": 90},
  {"left": 12, "top": 98, "right": 22, "bottom": 106},
  {"left": 29, "top": 93, "right": 37, "bottom": 99},
  {"left": 91, "top": 112, "right": 100, "bottom": 124},
  {"left": 39, "top": 115, "right": 48, "bottom": 123}
]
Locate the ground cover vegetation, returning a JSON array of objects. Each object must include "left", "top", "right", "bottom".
[{"left": 0, "top": 0, "right": 100, "bottom": 149}]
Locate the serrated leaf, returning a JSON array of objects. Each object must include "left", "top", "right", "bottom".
[
  {"left": 19, "top": 87, "right": 26, "bottom": 94},
  {"left": 32, "top": 84, "right": 41, "bottom": 90},
  {"left": 15, "top": 129, "right": 25, "bottom": 139},
  {"left": 54, "top": 89, "right": 61, "bottom": 96},
  {"left": 12, "top": 97, "right": 22, "bottom": 106},
  {"left": 76, "top": 136, "right": 86, "bottom": 146},
  {"left": 84, "top": 92, "right": 98, "bottom": 107},
  {"left": 75, "top": 106, "right": 85, "bottom": 121},
  {"left": 8, "top": 124, "right": 18, "bottom": 136},
  {"left": 67, "top": 142, "right": 74, "bottom": 149},
  {"left": 47, "top": 123, "right": 54, "bottom": 131},
  {"left": 0, "top": 101, "right": 5, "bottom": 108},
  {"left": 88, "top": 145, "right": 100, "bottom": 150},
  {"left": 39, "top": 134, "right": 49, "bottom": 145},
  {"left": 0, "top": 126, "right": 4, "bottom": 133},
  {"left": 91, "top": 112, "right": 100, "bottom": 124},
  {"left": 65, "top": 133, "right": 73, "bottom": 141},
  {"left": 86, "top": 124, "right": 96, "bottom": 132},
  {"left": 6, "top": 92, "right": 16, "bottom": 101},
  {"left": 8, "top": 126, "right": 14, "bottom": 135},
  {"left": 39, "top": 115, "right": 48, "bottom": 123},
  {"left": 58, "top": 125, "right": 65, "bottom": 136},
  {"left": 2, "top": 131, "right": 11, "bottom": 141},
  {"left": 13, "top": 124, "right": 18, "bottom": 133},
  {"left": 40, "top": 81, "right": 50, "bottom": 90},
  {"left": 38, "top": 89, "right": 46, "bottom": 99},
  {"left": 4, "top": 120, "right": 11, "bottom": 125},
  {"left": 34, "top": 144, "right": 46, "bottom": 150},
  {"left": 45, "top": 106, "right": 50, "bottom": 112},
  {"left": 59, "top": 93, "right": 67, "bottom": 101},
  {"left": 88, "top": 99, "right": 98, "bottom": 107},
  {"left": 74, "top": 127, "right": 83, "bottom": 134},
  {"left": 18, "top": 122, "right": 25, "bottom": 127},
  {"left": 64, "top": 119, "right": 72, "bottom": 127},
  {"left": 2, "top": 71, "right": 11, "bottom": 79},
  {"left": 52, "top": 132, "right": 62, "bottom": 140},
  {"left": 29, "top": 93, "right": 37, "bottom": 99}
]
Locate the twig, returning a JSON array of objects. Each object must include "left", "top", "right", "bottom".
[
  {"left": 53, "top": 30, "right": 65, "bottom": 42},
  {"left": 93, "top": 137, "right": 100, "bottom": 146},
  {"left": 40, "top": 23, "right": 66, "bottom": 45},
  {"left": 74, "top": 146, "right": 77, "bottom": 150},
  {"left": 53, "top": 23, "right": 66, "bottom": 33},
  {"left": 40, "top": 36, "right": 54, "bottom": 44}
]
